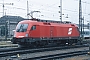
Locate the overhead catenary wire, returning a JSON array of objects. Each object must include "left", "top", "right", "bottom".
[
  {"left": 0, "top": 0, "right": 90, "bottom": 19},
  {"left": 1, "top": 0, "right": 89, "bottom": 14},
  {"left": 28, "top": 0, "right": 90, "bottom": 16}
]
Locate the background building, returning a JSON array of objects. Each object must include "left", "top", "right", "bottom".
[{"left": 0, "top": 15, "right": 24, "bottom": 37}]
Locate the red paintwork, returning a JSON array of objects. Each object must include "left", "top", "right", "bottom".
[{"left": 14, "top": 19, "right": 80, "bottom": 38}]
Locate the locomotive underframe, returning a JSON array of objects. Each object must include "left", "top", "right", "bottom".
[{"left": 11, "top": 37, "right": 80, "bottom": 47}]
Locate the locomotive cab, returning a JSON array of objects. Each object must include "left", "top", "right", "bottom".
[
  {"left": 12, "top": 20, "right": 34, "bottom": 44},
  {"left": 14, "top": 23, "right": 29, "bottom": 38}
]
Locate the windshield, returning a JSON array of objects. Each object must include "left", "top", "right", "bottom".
[{"left": 16, "top": 24, "right": 28, "bottom": 32}]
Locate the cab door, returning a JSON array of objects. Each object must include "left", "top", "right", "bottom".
[{"left": 50, "top": 26, "right": 54, "bottom": 38}]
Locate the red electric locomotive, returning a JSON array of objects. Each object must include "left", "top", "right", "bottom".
[{"left": 11, "top": 18, "right": 80, "bottom": 47}]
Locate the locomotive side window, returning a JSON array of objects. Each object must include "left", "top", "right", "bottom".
[
  {"left": 16, "top": 24, "right": 28, "bottom": 32},
  {"left": 31, "top": 25, "right": 36, "bottom": 30}
]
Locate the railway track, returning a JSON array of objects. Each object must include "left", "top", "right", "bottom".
[
  {"left": 0, "top": 44, "right": 89, "bottom": 60},
  {"left": 22, "top": 50, "right": 88, "bottom": 60},
  {"left": 0, "top": 44, "right": 88, "bottom": 52},
  {"left": 0, "top": 40, "right": 18, "bottom": 48}
]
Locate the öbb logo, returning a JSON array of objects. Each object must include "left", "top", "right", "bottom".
[{"left": 68, "top": 28, "right": 72, "bottom": 35}]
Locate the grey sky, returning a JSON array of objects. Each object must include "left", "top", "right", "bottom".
[{"left": 0, "top": 0, "right": 90, "bottom": 24}]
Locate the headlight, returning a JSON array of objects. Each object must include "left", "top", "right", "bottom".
[{"left": 25, "top": 34, "right": 28, "bottom": 37}]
